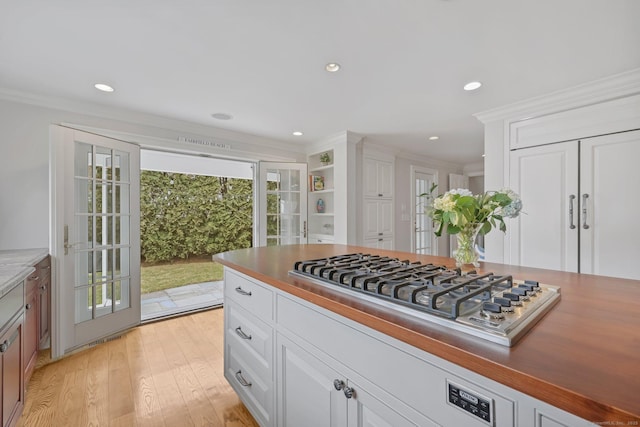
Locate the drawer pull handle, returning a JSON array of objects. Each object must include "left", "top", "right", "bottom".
[
  {"left": 26, "top": 303, "right": 32, "bottom": 310},
  {"left": 235, "top": 286, "right": 252, "bottom": 296},
  {"left": 235, "top": 370, "right": 252, "bottom": 387},
  {"left": 235, "top": 326, "right": 252, "bottom": 340},
  {"left": 0, "top": 330, "right": 19, "bottom": 353},
  {"left": 29, "top": 275, "right": 40, "bottom": 281}
]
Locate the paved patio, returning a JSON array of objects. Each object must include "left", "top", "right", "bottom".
[{"left": 141, "top": 280, "right": 224, "bottom": 321}]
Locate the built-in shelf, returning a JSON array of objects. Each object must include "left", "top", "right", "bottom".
[
  {"left": 309, "top": 189, "right": 333, "bottom": 194},
  {"left": 310, "top": 164, "right": 333, "bottom": 173}
]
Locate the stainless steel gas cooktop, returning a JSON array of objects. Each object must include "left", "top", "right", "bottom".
[{"left": 289, "top": 253, "right": 561, "bottom": 346}]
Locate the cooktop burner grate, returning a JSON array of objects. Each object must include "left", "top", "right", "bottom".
[{"left": 289, "top": 253, "right": 561, "bottom": 346}]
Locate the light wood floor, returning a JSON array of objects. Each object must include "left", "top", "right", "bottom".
[{"left": 18, "top": 308, "right": 259, "bottom": 427}]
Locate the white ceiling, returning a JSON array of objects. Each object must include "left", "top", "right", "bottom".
[{"left": 1, "top": 0, "right": 639, "bottom": 165}]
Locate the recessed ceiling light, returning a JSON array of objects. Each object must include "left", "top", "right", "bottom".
[
  {"left": 428, "top": 136, "right": 439, "bottom": 141},
  {"left": 292, "top": 131, "right": 303, "bottom": 136},
  {"left": 211, "top": 113, "right": 233, "bottom": 120},
  {"left": 94, "top": 83, "right": 114, "bottom": 92},
  {"left": 325, "top": 63, "right": 341, "bottom": 73},
  {"left": 463, "top": 81, "right": 482, "bottom": 91}
]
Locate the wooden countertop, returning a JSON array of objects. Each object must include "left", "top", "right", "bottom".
[{"left": 214, "top": 244, "right": 640, "bottom": 424}]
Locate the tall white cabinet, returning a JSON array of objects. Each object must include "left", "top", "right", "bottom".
[
  {"left": 362, "top": 152, "right": 394, "bottom": 250},
  {"left": 511, "top": 130, "right": 640, "bottom": 280}
]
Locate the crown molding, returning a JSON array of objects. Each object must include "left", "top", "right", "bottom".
[
  {"left": 474, "top": 67, "right": 640, "bottom": 124},
  {"left": 0, "top": 87, "right": 305, "bottom": 155}
]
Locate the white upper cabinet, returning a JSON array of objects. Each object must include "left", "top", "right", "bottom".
[
  {"left": 363, "top": 157, "right": 393, "bottom": 198},
  {"left": 509, "top": 129, "right": 640, "bottom": 280},
  {"left": 579, "top": 130, "right": 640, "bottom": 279},
  {"left": 509, "top": 142, "right": 579, "bottom": 272}
]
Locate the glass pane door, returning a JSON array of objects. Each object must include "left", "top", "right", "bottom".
[
  {"left": 57, "top": 128, "right": 140, "bottom": 352},
  {"left": 259, "top": 162, "right": 307, "bottom": 246},
  {"left": 413, "top": 170, "right": 437, "bottom": 255}
]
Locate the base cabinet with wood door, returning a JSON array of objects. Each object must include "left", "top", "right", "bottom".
[
  {"left": 223, "top": 266, "right": 594, "bottom": 427},
  {"left": 0, "top": 270, "right": 29, "bottom": 427},
  {"left": 22, "top": 256, "right": 51, "bottom": 385},
  {"left": 509, "top": 129, "right": 640, "bottom": 280}
]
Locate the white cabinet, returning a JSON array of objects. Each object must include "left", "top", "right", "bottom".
[
  {"left": 363, "top": 157, "right": 393, "bottom": 198},
  {"left": 224, "top": 266, "right": 595, "bottom": 427},
  {"left": 224, "top": 269, "right": 275, "bottom": 426},
  {"left": 276, "top": 332, "right": 436, "bottom": 427},
  {"left": 362, "top": 153, "right": 394, "bottom": 250},
  {"left": 509, "top": 129, "right": 640, "bottom": 280},
  {"left": 277, "top": 334, "right": 347, "bottom": 427}
]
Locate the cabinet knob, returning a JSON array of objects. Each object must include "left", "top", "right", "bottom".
[
  {"left": 343, "top": 386, "right": 355, "bottom": 399},
  {"left": 26, "top": 303, "right": 32, "bottom": 310},
  {"left": 40, "top": 285, "right": 47, "bottom": 292},
  {"left": 333, "top": 379, "right": 345, "bottom": 391},
  {"left": 378, "top": 193, "right": 383, "bottom": 197}
]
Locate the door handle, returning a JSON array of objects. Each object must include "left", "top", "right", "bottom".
[
  {"left": 582, "top": 194, "right": 590, "bottom": 229},
  {"left": 569, "top": 195, "right": 576, "bottom": 229}
]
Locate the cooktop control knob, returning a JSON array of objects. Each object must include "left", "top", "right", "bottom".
[
  {"left": 502, "top": 292, "right": 523, "bottom": 306},
  {"left": 481, "top": 302, "right": 504, "bottom": 319},
  {"left": 511, "top": 287, "right": 531, "bottom": 301},
  {"left": 493, "top": 297, "right": 514, "bottom": 312},
  {"left": 518, "top": 283, "right": 538, "bottom": 296},
  {"left": 524, "top": 280, "right": 543, "bottom": 293}
]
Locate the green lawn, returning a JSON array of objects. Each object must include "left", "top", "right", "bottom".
[{"left": 141, "top": 260, "right": 224, "bottom": 294}]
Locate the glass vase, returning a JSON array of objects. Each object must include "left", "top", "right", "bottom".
[{"left": 454, "top": 224, "right": 483, "bottom": 268}]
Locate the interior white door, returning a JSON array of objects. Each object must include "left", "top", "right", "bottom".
[
  {"left": 580, "top": 130, "right": 640, "bottom": 279},
  {"left": 53, "top": 127, "right": 140, "bottom": 354},
  {"left": 258, "top": 162, "right": 308, "bottom": 246},
  {"left": 509, "top": 141, "right": 579, "bottom": 271},
  {"left": 412, "top": 169, "right": 437, "bottom": 255}
]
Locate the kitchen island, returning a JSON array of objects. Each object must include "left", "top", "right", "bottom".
[{"left": 214, "top": 244, "right": 640, "bottom": 426}]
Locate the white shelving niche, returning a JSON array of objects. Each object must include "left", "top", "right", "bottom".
[{"left": 308, "top": 150, "right": 335, "bottom": 243}]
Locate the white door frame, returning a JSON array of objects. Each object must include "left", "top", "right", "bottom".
[{"left": 410, "top": 165, "right": 438, "bottom": 255}]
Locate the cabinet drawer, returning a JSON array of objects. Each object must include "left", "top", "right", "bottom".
[
  {"left": 0, "top": 281, "right": 24, "bottom": 332},
  {"left": 224, "top": 269, "right": 273, "bottom": 321},
  {"left": 226, "top": 344, "right": 273, "bottom": 427},
  {"left": 226, "top": 300, "right": 273, "bottom": 376}
]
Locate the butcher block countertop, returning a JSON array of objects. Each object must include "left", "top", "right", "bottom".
[{"left": 214, "top": 244, "right": 640, "bottom": 424}]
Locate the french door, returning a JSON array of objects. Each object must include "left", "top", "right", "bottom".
[
  {"left": 411, "top": 167, "right": 437, "bottom": 255},
  {"left": 52, "top": 127, "right": 140, "bottom": 355},
  {"left": 258, "top": 162, "right": 307, "bottom": 246}
]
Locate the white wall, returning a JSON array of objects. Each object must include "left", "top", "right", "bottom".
[
  {"left": 0, "top": 97, "right": 305, "bottom": 250},
  {"left": 394, "top": 154, "right": 464, "bottom": 255}
]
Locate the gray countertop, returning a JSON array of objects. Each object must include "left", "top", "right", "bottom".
[
  {"left": 0, "top": 248, "right": 49, "bottom": 267},
  {"left": 0, "top": 248, "right": 48, "bottom": 297},
  {"left": 0, "top": 265, "right": 34, "bottom": 297}
]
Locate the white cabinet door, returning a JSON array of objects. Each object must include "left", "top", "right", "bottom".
[
  {"left": 363, "top": 158, "right": 393, "bottom": 198},
  {"left": 377, "top": 160, "right": 393, "bottom": 197},
  {"left": 580, "top": 130, "right": 640, "bottom": 280},
  {"left": 277, "top": 334, "right": 347, "bottom": 427},
  {"left": 363, "top": 200, "right": 393, "bottom": 239},
  {"left": 509, "top": 142, "right": 579, "bottom": 271},
  {"left": 346, "top": 380, "right": 438, "bottom": 427}
]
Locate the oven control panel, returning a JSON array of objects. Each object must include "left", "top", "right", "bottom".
[{"left": 447, "top": 381, "right": 494, "bottom": 425}]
